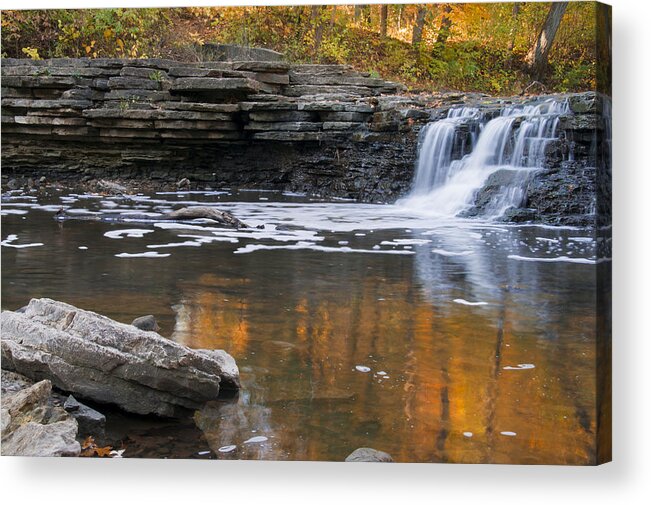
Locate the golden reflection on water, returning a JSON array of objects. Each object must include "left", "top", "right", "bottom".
[{"left": 173, "top": 272, "right": 597, "bottom": 465}]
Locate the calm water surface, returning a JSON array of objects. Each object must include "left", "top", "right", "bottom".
[{"left": 1, "top": 187, "right": 599, "bottom": 464}]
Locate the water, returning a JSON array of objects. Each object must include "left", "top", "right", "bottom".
[
  {"left": 1, "top": 187, "right": 601, "bottom": 464},
  {"left": 402, "top": 99, "right": 570, "bottom": 218}
]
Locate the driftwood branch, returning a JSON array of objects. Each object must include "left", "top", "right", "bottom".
[{"left": 520, "top": 80, "right": 547, "bottom": 96}]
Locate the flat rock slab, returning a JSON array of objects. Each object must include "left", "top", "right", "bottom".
[
  {"left": 1, "top": 298, "right": 240, "bottom": 417},
  {"left": 171, "top": 77, "right": 260, "bottom": 95}
]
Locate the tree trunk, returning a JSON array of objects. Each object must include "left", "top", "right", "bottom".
[
  {"left": 525, "top": 2, "right": 569, "bottom": 79},
  {"left": 436, "top": 4, "right": 453, "bottom": 46},
  {"left": 362, "top": 5, "right": 371, "bottom": 25},
  {"left": 354, "top": 5, "right": 361, "bottom": 22},
  {"left": 312, "top": 6, "right": 325, "bottom": 56},
  {"left": 508, "top": 2, "right": 521, "bottom": 52},
  {"left": 380, "top": 5, "right": 388, "bottom": 37},
  {"left": 412, "top": 6, "right": 428, "bottom": 48}
]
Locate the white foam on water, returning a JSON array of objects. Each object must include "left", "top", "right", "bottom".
[
  {"left": 114, "top": 251, "right": 171, "bottom": 258},
  {"left": 567, "top": 236, "right": 594, "bottom": 243},
  {"left": 233, "top": 242, "right": 414, "bottom": 256},
  {"left": 0, "top": 209, "right": 29, "bottom": 215},
  {"left": 453, "top": 298, "right": 488, "bottom": 306},
  {"left": 243, "top": 436, "right": 268, "bottom": 444},
  {"left": 432, "top": 248, "right": 474, "bottom": 257},
  {"left": 376, "top": 371, "right": 387, "bottom": 376},
  {"left": 535, "top": 237, "right": 560, "bottom": 243},
  {"left": 104, "top": 229, "right": 154, "bottom": 239},
  {"left": 218, "top": 445, "right": 237, "bottom": 453},
  {"left": 1, "top": 234, "right": 44, "bottom": 248},
  {"left": 177, "top": 234, "right": 239, "bottom": 244},
  {"left": 380, "top": 239, "right": 432, "bottom": 246},
  {"left": 500, "top": 431, "right": 517, "bottom": 437},
  {"left": 197, "top": 450, "right": 211, "bottom": 456},
  {"left": 503, "top": 364, "right": 535, "bottom": 370},
  {"left": 146, "top": 240, "right": 203, "bottom": 249},
  {"left": 156, "top": 190, "right": 229, "bottom": 196},
  {"left": 64, "top": 208, "right": 101, "bottom": 215},
  {"left": 78, "top": 246, "right": 88, "bottom": 250},
  {"left": 463, "top": 432, "right": 473, "bottom": 438},
  {"left": 355, "top": 365, "right": 371, "bottom": 373},
  {"left": 508, "top": 254, "right": 595, "bottom": 265}
]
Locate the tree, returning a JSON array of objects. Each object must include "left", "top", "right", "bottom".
[
  {"left": 433, "top": 3, "right": 453, "bottom": 56},
  {"left": 508, "top": 2, "right": 520, "bottom": 53},
  {"left": 311, "top": 5, "right": 325, "bottom": 55},
  {"left": 525, "top": 2, "right": 569, "bottom": 79},
  {"left": 412, "top": 6, "right": 428, "bottom": 48},
  {"left": 380, "top": 5, "right": 388, "bottom": 37},
  {"left": 436, "top": 4, "right": 453, "bottom": 46}
]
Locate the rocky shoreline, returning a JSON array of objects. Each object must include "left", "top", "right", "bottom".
[
  {"left": 1, "top": 298, "right": 240, "bottom": 456},
  {"left": 1, "top": 57, "right": 610, "bottom": 226}
]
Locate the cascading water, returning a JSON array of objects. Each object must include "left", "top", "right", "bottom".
[
  {"left": 410, "top": 107, "right": 480, "bottom": 196},
  {"left": 401, "top": 99, "right": 571, "bottom": 219}
]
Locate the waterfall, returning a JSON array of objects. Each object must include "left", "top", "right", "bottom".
[
  {"left": 401, "top": 99, "right": 570, "bottom": 219},
  {"left": 410, "top": 107, "right": 479, "bottom": 196}
]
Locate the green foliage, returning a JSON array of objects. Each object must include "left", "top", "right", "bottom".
[
  {"left": 1, "top": 4, "right": 599, "bottom": 95},
  {"left": 148, "top": 70, "right": 164, "bottom": 82}
]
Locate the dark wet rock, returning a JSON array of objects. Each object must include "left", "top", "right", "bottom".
[
  {"left": 63, "top": 395, "right": 106, "bottom": 437},
  {"left": 345, "top": 447, "right": 393, "bottom": 463},
  {"left": 1, "top": 378, "right": 80, "bottom": 457},
  {"left": 1, "top": 298, "right": 240, "bottom": 417},
  {"left": 7, "top": 178, "right": 19, "bottom": 190},
  {"left": 194, "top": 401, "right": 272, "bottom": 459},
  {"left": 131, "top": 314, "right": 160, "bottom": 332}
]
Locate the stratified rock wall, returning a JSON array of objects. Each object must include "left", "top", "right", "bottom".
[{"left": 1, "top": 57, "right": 607, "bottom": 224}]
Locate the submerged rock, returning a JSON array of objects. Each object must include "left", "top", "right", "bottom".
[
  {"left": 1, "top": 377, "right": 80, "bottom": 457},
  {"left": 131, "top": 314, "right": 160, "bottom": 332},
  {"left": 1, "top": 298, "right": 240, "bottom": 417},
  {"left": 344, "top": 447, "right": 393, "bottom": 463}
]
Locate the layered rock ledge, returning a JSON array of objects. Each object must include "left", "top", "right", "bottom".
[
  {"left": 1, "top": 57, "right": 609, "bottom": 224},
  {"left": 1, "top": 298, "right": 240, "bottom": 417}
]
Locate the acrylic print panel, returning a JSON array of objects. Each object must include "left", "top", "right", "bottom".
[{"left": 0, "top": 2, "right": 611, "bottom": 465}]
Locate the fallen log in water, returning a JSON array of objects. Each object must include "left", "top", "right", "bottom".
[
  {"left": 1, "top": 298, "right": 240, "bottom": 417},
  {"left": 55, "top": 205, "right": 250, "bottom": 228}
]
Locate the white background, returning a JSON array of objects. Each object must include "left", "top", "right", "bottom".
[{"left": 1, "top": 0, "right": 649, "bottom": 503}]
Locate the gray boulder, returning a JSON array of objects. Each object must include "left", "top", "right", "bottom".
[
  {"left": 1, "top": 378, "right": 80, "bottom": 457},
  {"left": 1, "top": 298, "right": 240, "bottom": 417},
  {"left": 345, "top": 447, "right": 393, "bottom": 463},
  {"left": 131, "top": 314, "right": 160, "bottom": 332}
]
